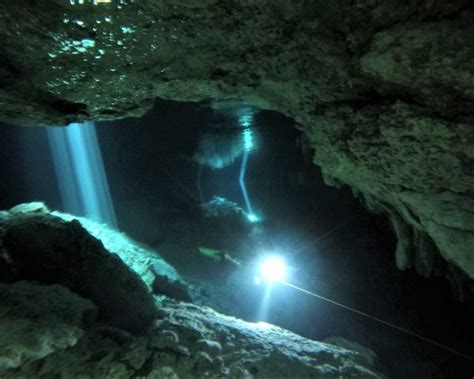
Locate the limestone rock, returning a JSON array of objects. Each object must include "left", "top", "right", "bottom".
[
  {"left": 50, "top": 210, "right": 180, "bottom": 289},
  {"left": 152, "top": 274, "right": 192, "bottom": 302},
  {"left": 0, "top": 212, "right": 156, "bottom": 334},
  {"left": 7, "top": 300, "right": 383, "bottom": 379},
  {"left": 8, "top": 202, "right": 49, "bottom": 215},
  {"left": 0, "top": 1, "right": 366, "bottom": 125},
  {"left": 0, "top": 282, "right": 96, "bottom": 370},
  {"left": 309, "top": 101, "right": 474, "bottom": 278},
  {"left": 324, "top": 336, "right": 377, "bottom": 367}
]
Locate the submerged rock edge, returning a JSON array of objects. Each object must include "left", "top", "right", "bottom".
[{"left": 0, "top": 205, "right": 385, "bottom": 378}]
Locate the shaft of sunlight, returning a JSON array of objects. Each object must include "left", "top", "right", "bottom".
[{"left": 47, "top": 121, "right": 117, "bottom": 227}]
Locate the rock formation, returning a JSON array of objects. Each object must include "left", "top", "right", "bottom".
[
  {"left": 0, "top": 205, "right": 383, "bottom": 377},
  {"left": 0, "top": 209, "right": 157, "bottom": 334},
  {"left": 0, "top": 282, "right": 97, "bottom": 370}
]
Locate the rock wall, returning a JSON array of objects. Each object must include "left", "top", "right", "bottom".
[{"left": 0, "top": 1, "right": 472, "bottom": 280}]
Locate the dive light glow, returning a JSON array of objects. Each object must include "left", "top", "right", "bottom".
[
  {"left": 246, "top": 213, "right": 261, "bottom": 223},
  {"left": 259, "top": 256, "right": 287, "bottom": 284}
]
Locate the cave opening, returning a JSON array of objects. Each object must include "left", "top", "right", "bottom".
[{"left": 0, "top": 99, "right": 473, "bottom": 378}]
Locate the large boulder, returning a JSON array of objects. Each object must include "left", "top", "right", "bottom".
[
  {"left": 50, "top": 210, "right": 180, "bottom": 289},
  {"left": 0, "top": 282, "right": 96, "bottom": 370},
  {"left": 0, "top": 1, "right": 472, "bottom": 282},
  {"left": 0, "top": 212, "right": 156, "bottom": 334}
]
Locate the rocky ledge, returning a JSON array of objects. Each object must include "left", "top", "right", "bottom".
[{"left": 0, "top": 204, "right": 384, "bottom": 378}]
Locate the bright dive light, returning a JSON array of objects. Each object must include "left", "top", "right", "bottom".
[
  {"left": 246, "top": 213, "right": 261, "bottom": 223},
  {"left": 260, "top": 256, "right": 286, "bottom": 284}
]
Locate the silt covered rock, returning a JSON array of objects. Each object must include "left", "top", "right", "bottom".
[
  {"left": 0, "top": 282, "right": 96, "bottom": 370},
  {"left": 0, "top": 211, "right": 156, "bottom": 334}
]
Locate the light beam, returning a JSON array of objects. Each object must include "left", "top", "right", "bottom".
[
  {"left": 47, "top": 121, "right": 117, "bottom": 227},
  {"left": 237, "top": 109, "right": 260, "bottom": 223},
  {"left": 239, "top": 150, "right": 253, "bottom": 214}
]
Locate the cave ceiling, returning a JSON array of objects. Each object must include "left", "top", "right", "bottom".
[{"left": 0, "top": 1, "right": 473, "bottom": 280}]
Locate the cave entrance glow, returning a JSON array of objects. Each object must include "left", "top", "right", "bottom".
[{"left": 46, "top": 121, "right": 117, "bottom": 227}]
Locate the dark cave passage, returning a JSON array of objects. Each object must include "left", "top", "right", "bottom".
[{"left": 1, "top": 100, "right": 473, "bottom": 378}]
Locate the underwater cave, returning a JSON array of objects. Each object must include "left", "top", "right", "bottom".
[{"left": 0, "top": 1, "right": 473, "bottom": 379}]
